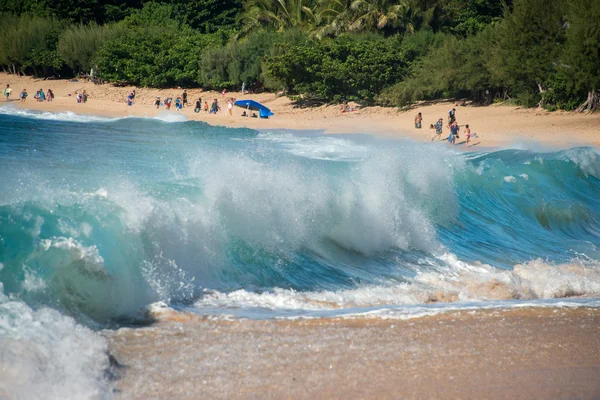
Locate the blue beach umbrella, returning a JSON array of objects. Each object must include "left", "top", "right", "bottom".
[{"left": 234, "top": 99, "right": 274, "bottom": 118}]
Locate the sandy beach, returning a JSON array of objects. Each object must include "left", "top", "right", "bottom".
[
  {"left": 106, "top": 307, "right": 600, "bottom": 400},
  {"left": 3, "top": 72, "right": 600, "bottom": 399},
  {"left": 2, "top": 73, "right": 600, "bottom": 149}
]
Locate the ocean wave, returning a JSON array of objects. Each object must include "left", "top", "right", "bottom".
[
  {"left": 0, "top": 287, "right": 113, "bottom": 399},
  {"left": 0, "top": 105, "right": 119, "bottom": 123},
  {"left": 192, "top": 256, "right": 600, "bottom": 317}
]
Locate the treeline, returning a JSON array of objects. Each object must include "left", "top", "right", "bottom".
[{"left": 1, "top": 0, "right": 598, "bottom": 111}]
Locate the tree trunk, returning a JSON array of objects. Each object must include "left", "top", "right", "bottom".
[
  {"left": 536, "top": 83, "right": 546, "bottom": 108},
  {"left": 576, "top": 90, "right": 600, "bottom": 113}
]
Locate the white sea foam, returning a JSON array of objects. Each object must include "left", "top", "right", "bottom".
[
  {"left": 150, "top": 111, "right": 188, "bottom": 123},
  {"left": 255, "top": 132, "right": 370, "bottom": 161},
  {"left": 503, "top": 175, "right": 516, "bottom": 183},
  {"left": 0, "top": 297, "right": 112, "bottom": 399},
  {"left": 0, "top": 105, "right": 118, "bottom": 123},
  {"left": 193, "top": 256, "right": 600, "bottom": 317}
]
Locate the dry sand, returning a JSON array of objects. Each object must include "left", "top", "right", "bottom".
[
  {"left": 2, "top": 73, "right": 600, "bottom": 149},
  {"left": 106, "top": 307, "right": 600, "bottom": 400}
]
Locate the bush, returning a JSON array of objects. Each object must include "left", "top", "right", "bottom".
[
  {"left": 264, "top": 33, "right": 408, "bottom": 102},
  {"left": 200, "top": 29, "right": 307, "bottom": 90},
  {"left": 58, "top": 22, "right": 125, "bottom": 73}
]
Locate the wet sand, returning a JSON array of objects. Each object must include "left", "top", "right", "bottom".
[{"left": 105, "top": 307, "right": 600, "bottom": 399}]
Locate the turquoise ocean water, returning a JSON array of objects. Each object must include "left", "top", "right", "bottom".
[{"left": 1, "top": 106, "right": 600, "bottom": 397}]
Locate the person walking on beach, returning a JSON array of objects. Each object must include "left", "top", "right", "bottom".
[
  {"left": 465, "top": 124, "right": 471, "bottom": 147},
  {"left": 165, "top": 97, "right": 172, "bottom": 110},
  {"left": 19, "top": 89, "right": 27, "bottom": 102},
  {"left": 415, "top": 112, "right": 423, "bottom": 129},
  {"left": 47, "top": 89, "right": 54, "bottom": 102},
  {"left": 432, "top": 118, "right": 443, "bottom": 140},
  {"left": 127, "top": 92, "right": 134, "bottom": 106},
  {"left": 195, "top": 98, "right": 201, "bottom": 113},
  {"left": 175, "top": 96, "right": 182, "bottom": 111},
  {"left": 449, "top": 108, "right": 456, "bottom": 124},
  {"left": 182, "top": 90, "right": 188, "bottom": 107},
  {"left": 154, "top": 96, "right": 161, "bottom": 109},
  {"left": 3, "top": 84, "right": 11, "bottom": 100},
  {"left": 448, "top": 121, "right": 459, "bottom": 145}
]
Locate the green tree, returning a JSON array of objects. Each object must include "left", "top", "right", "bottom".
[
  {"left": 489, "top": 0, "right": 566, "bottom": 107},
  {"left": 561, "top": 0, "right": 600, "bottom": 112},
  {"left": 238, "top": 0, "right": 318, "bottom": 33},
  {"left": 58, "top": 22, "right": 125, "bottom": 73}
]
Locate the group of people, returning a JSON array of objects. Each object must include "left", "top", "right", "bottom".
[
  {"left": 74, "top": 90, "right": 88, "bottom": 103},
  {"left": 142, "top": 89, "right": 240, "bottom": 116},
  {"left": 415, "top": 108, "right": 473, "bottom": 147}
]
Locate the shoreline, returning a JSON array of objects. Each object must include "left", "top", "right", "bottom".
[
  {"left": 106, "top": 306, "right": 600, "bottom": 399},
  {"left": 2, "top": 73, "right": 600, "bottom": 149}
]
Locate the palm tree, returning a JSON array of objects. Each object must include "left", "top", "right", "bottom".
[
  {"left": 314, "top": 0, "right": 416, "bottom": 37},
  {"left": 239, "top": 0, "right": 319, "bottom": 33}
]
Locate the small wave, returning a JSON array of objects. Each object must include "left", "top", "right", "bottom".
[
  {"left": 192, "top": 256, "right": 600, "bottom": 317},
  {"left": 150, "top": 111, "right": 188, "bottom": 123},
  {"left": 503, "top": 175, "right": 516, "bottom": 183},
  {"left": 0, "top": 105, "right": 119, "bottom": 123}
]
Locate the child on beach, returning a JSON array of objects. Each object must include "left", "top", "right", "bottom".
[
  {"left": 47, "top": 89, "right": 54, "bottom": 102},
  {"left": 3, "top": 84, "right": 11, "bottom": 100},
  {"left": 19, "top": 89, "right": 27, "bottom": 102},
  {"left": 175, "top": 97, "right": 182, "bottom": 111},
  {"left": 227, "top": 98, "right": 233, "bottom": 116},
  {"left": 465, "top": 124, "right": 471, "bottom": 147},
  {"left": 165, "top": 97, "right": 172, "bottom": 110},
  {"left": 154, "top": 96, "right": 161, "bottom": 109},
  {"left": 204, "top": 101, "right": 209, "bottom": 112}
]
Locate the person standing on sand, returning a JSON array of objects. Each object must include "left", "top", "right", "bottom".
[
  {"left": 182, "top": 90, "right": 188, "bottom": 107},
  {"left": 3, "top": 84, "right": 11, "bottom": 100},
  {"left": 241, "top": 82, "right": 246, "bottom": 94},
  {"left": 165, "top": 96, "right": 172, "bottom": 110},
  {"left": 82, "top": 90, "right": 88, "bottom": 103},
  {"left": 433, "top": 118, "right": 443, "bottom": 140},
  {"left": 47, "top": 89, "right": 54, "bottom": 102},
  {"left": 131, "top": 90, "right": 136, "bottom": 102},
  {"left": 127, "top": 92, "right": 134, "bottom": 106},
  {"left": 227, "top": 98, "right": 233, "bottom": 116},
  {"left": 19, "top": 89, "right": 27, "bottom": 102},
  {"left": 154, "top": 96, "right": 161, "bottom": 109},
  {"left": 195, "top": 98, "right": 201, "bottom": 113},
  {"left": 415, "top": 112, "right": 423, "bottom": 129},
  {"left": 204, "top": 101, "right": 209, "bottom": 113},
  {"left": 210, "top": 99, "right": 219, "bottom": 114}
]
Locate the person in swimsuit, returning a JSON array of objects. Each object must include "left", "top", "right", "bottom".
[
  {"left": 182, "top": 90, "right": 188, "bottom": 107},
  {"left": 154, "top": 96, "right": 161, "bottom": 109},
  {"left": 195, "top": 98, "right": 201, "bottom": 113},
  {"left": 465, "top": 124, "right": 471, "bottom": 147},
  {"left": 414, "top": 112, "right": 422, "bottom": 129},
  {"left": 447, "top": 121, "right": 459, "bottom": 144}
]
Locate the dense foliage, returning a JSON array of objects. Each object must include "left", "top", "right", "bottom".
[{"left": 0, "top": 0, "right": 599, "bottom": 110}]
